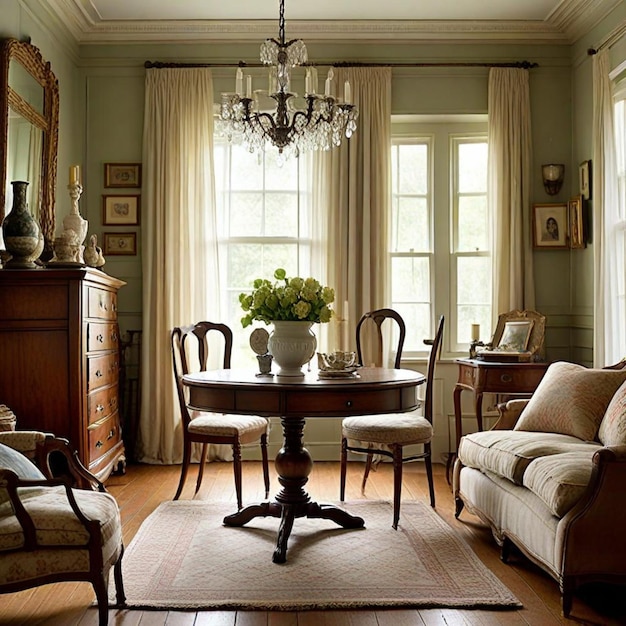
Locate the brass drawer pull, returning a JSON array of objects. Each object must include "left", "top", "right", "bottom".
[
  {"left": 107, "top": 428, "right": 115, "bottom": 440},
  {"left": 500, "top": 374, "right": 512, "bottom": 383},
  {"left": 110, "top": 397, "right": 117, "bottom": 409},
  {"left": 96, "top": 333, "right": 104, "bottom": 343},
  {"left": 95, "top": 440, "right": 103, "bottom": 448},
  {"left": 95, "top": 369, "right": 103, "bottom": 378},
  {"left": 96, "top": 404, "right": 105, "bottom": 413}
]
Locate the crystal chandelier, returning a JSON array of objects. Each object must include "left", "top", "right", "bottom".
[{"left": 218, "top": 0, "right": 358, "bottom": 159}]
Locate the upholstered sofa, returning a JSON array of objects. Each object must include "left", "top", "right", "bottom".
[{"left": 453, "top": 361, "right": 626, "bottom": 617}]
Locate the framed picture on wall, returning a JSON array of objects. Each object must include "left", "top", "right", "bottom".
[
  {"left": 104, "top": 163, "right": 142, "bottom": 188},
  {"left": 532, "top": 202, "right": 568, "bottom": 249},
  {"left": 102, "top": 195, "right": 140, "bottom": 225},
  {"left": 103, "top": 232, "right": 137, "bottom": 256},
  {"left": 569, "top": 195, "right": 585, "bottom": 249},
  {"left": 579, "top": 160, "right": 591, "bottom": 200}
]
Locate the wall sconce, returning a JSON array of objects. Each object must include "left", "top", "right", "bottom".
[{"left": 542, "top": 164, "right": 565, "bottom": 195}]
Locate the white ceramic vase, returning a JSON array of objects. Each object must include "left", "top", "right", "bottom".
[{"left": 268, "top": 321, "right": 317, "bottom": 377}]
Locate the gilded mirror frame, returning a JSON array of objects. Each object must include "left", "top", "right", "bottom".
[{"left": 0, "top": 38, "right": 59, "bottom": 260}]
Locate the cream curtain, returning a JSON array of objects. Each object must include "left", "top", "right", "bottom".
[
  {"left": 488, "top": 68, "right": 535, "bottom": 318},
  {"left": 137, "top": 68, "right": 223, "bottom": 464},
  {"left": 592, "top": 50, "right": 622, "bottom": 366},
  {"left": 314, "top": 67, "right": 392, "bottom": 358}
]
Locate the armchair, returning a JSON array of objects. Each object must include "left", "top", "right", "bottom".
[{"left": 0, "top": 431, "right": 125, "bottom": 626}]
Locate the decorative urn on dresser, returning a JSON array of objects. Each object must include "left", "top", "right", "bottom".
[
  {"left": 0, "top": 267, "right": 126, "bottom": 479},
  {"left": 1, "top": 180, "right": 41, "bottom": 268}
]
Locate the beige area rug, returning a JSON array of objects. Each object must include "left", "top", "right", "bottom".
[{"left": 112, "top": 500, "right": 521, "bottom": 611}]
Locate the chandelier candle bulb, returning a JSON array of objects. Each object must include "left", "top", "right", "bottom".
[
  {"left": 305, "top": 68, "right": 311, "bottom": 95},
  {"left": 344, "top": 81, "right": 351, "bottom": 104},
  {"left": 325, "top": 69, "right": 333, "bottom": 96},
  {"left": 246, "top": 75, "right": 252, "bottom": 98},
  {"left": 471, "top": 324, "right": 480, "bottom": 341},
  {"left": 235, "top": 68, "right": 243, "bottom": 96}
]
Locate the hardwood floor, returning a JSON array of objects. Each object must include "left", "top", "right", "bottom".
[{"left": 1, "top": 461, "right": 625, "bottom": 625}]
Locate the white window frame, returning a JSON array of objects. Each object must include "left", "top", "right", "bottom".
[{"left": 390, "top": 116, "right": 489, "bottom": 359}]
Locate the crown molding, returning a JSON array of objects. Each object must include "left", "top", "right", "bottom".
[{"left": 35, "top": 0, "right": 618, "bottom": 46}]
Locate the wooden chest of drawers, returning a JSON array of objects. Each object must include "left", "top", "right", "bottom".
[{"left": 0, "top": 267, "right": 126, "bottom": 479}]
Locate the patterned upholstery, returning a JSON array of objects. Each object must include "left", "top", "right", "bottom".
[
  {"left": 514, "top": 361, "right": 626, "bottom": 441},
  {"left": 188, "top": 410, "right": 269, "bottom": 445},
  {"left": 342, "top": 411, "right": 432, "bottom": 445},
  {"left": 599, "top": 379, "right": 626, "bottom": 446}
]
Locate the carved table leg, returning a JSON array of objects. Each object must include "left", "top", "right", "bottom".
[{"left": 223, "top": 415, "right": 364, "bottom": 562}]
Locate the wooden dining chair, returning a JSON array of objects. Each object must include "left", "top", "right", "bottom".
[
  {"left": 171, "top": 321, "right": 270, "bottom": 506},
  {"left": 340, "top": 311, "right": 445, "bottom": 529}
]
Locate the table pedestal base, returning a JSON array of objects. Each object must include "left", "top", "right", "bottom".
[{"left": 222, "top": 416, "right": 365, "bottom": 563}]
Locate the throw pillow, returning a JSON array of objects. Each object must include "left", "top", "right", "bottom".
[
  {"left": 0, "top": 442, "right": 46, "bottom": 504},
  {"left": 598, "top": 379, "right": 626, "bottom": 446},
  {"left": 514, "top": 361, "right": 626, "bottom": 441}
]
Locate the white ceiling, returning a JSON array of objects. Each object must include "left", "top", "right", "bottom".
[{"left": 41, "top": 0, "right": 621, "bottom": 44}]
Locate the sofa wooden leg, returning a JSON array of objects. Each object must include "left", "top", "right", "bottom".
[
  {"left": 454, "top": 496, "right": 464, "bottom": 518},
  {"left": 561, "top": 585, "right": 573, "bottom": 617},
  {"left": 500, "top": 537, "right": 512, "bottom": 563}
]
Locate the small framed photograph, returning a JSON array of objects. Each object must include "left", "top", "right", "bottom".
[
  {"left": 102, "top": 195, "right": 140, "bottom": 225},
  {"left": 532, "top": 202, "right": 568, "bottom": 249},
  {"left": 569, "top": 195, "right": 585, "bottom": 249},
  {"left": 579, "top": 160, "right": 591, "bottom": 200},
  {"left": 103, "top": 232, "right": 137, "bottom": 256},
  {"left": 497, "top": 320, "right": 534, "bottom": 353},
  {"left": 104, "top": 163, "right": 142, "bottom": 188}
]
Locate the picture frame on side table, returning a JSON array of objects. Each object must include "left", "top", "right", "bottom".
[
  {"left": 569, "top": 195, "right": 585, "bottom": 249},
  {"left": 579, "top": 160, "right": 591, "bottom": 200},
  {"left": 104, "top": 163, "right": 142, "bottom": 188},
  {"left": 103, "top": 232, "right": 137, "bottom": 256},
  {"left": 532, "top": 202, "right": 569, "bottom": 249},
  {"left": 102, "top": 195, "right": 140, "bottom": 225}
]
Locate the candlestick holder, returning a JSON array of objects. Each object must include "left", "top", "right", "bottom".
[
  {"left": 469, "top": 340, "right": 485, "bottom": 359},
  {"left": 62, "top": 183, "right": 88, "bottom": 263}
]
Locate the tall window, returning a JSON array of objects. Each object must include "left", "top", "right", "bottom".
[
  {"left": 390, "top": 118, "right": 490, "bottom": 356},
  {"left": 213, "top": 143, "right": 313, "bottom": 365}
]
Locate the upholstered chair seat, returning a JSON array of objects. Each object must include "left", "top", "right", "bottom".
[{"left": 342, "top": 413, "right": 433, "bottom": 446}]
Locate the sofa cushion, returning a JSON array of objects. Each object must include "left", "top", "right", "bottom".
[
  {"left": 598, "top": 379, "right": 626, "bottom": 446},
  {"left": 458, "top": 430, "right": 601, "bottom": 484},
  {"left": 522, "top": 451, "right": 596, "bottom": 518},
  {"left": 514, "top": 362, "right": 626, "bottom": 441},
  {"left": 0, "top": 442, "right": 45, "bottom": 504}
]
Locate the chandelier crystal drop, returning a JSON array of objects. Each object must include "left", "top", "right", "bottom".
[{"left": 218, "top": 0, "right": 358, "bottom": 159}]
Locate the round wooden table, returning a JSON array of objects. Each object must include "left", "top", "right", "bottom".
[{"left": 183, "top": 367, "right": 425, "bottom": 563}]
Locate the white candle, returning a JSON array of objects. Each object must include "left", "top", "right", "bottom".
[
  {"left": 69, "top": 165, "right": 80, "bottom": 185},
  {"left": 471, "top": 324, "right": 480, "bottom": 341},
  {"left": 305, "top": 68, "right": 311, "bottom": 96},
  {"left": 343, "top": 300, "right": 350, "bottom": 350},
  {"left": 325, "top": 68, "right": 333, "bottom": 96},
  {"left": 344, "top": 80, "right": 351, "bottom": 104},
  {"left": 235, "top": 68, "right": 243, "bottom": 96},
  {"left": 246, "top": 75, "right": 252, "bottom": 98},
  {"left": 311, "top": 66, "right": 318, "bottom": 94}
]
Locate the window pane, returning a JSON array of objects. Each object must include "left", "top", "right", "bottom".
[
  {"left": 391, "top": 197, "right": 429, "bottom": 252},
  {"left": 230, "top": 192, "right": 262, "bottom": 236},
  {"left": 265, "top": 192, "right": 298, "bottom": 236},
  {"left": 457, "top": 257, "right": 490, "bottom": 305},
  {"left": 458, "top": 143, "right": 487, "bottom": 193},
  {"left": 230, "top": 149, "right": 263, "bottom": 189},
  {"left": 265, "top": 151, "right": 299, "bottom": 190},
  {"left": 398, "top": 144, "right": 428, "bottom": 194},
  {"left": 457, "top": 305, "right": 491, "bottom": 344},
  {"left": 457, "top": 195, "right": 488, "bottom": 251},
  {"left": 395, "top": 303, "right": 431, "bottom": 352},
  {"left": 391, "top": 257, "right": 430, "bottom": 302}
]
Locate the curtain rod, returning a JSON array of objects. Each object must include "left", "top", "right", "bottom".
[
  {"left": 144, "top": 60, "right": 538, "bottom": 70},
  {"left": 588, "top": 21, "right": 626, "bottom": 55}
]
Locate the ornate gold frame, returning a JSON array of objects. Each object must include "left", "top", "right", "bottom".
[
  {"left": 488, "top": 309, "right": 546, "bottom": 360},
  {"left": 0, "top": 39, "right": 59, "bottom": 260}
]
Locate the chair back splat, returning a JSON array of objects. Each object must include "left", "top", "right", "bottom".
[{"left": 355, "top": 308, "right": 406, "bottom": 369}]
